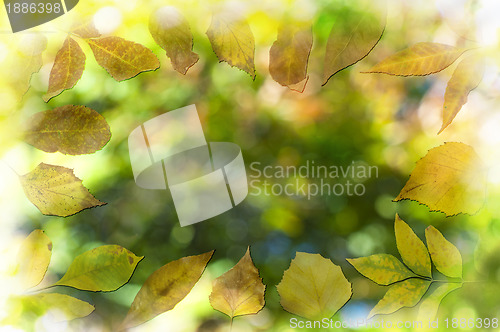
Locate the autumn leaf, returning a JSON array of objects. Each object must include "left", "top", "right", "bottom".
[
  {"left": 53, "top": 245, "right": 143, "bottom": 291},
  {"left": 368, "top": 278, "right": 430, "bottom": 318},
  {"left": 395, "top": 214, "right": 432, "bottom": 277},
  {"left": 425, "top": 226, "right": 462, "bottom": 278},
  {"left": 24, "top": 105, "right": 111, "bottom": 155},
  {"left": 269, "top": 22, "right": 312, "bottom": 92},
  {"left": 16, "top": 230, "right": 52, "bottom": 290},
  {"left": 439, "top": 55, "right": 484, "bottom": 133},
  {"left": 209, "top": 247, "right": 265, "bottom": 318},
  {"left": 149, "top": 6, "right": 199, "bottom": 74},
  {"left": 72, "top": 20, "right": 101, "bottom": 39},
  {"left": 394, "top": 142, "right": 486, "bottom": 216},
  {"left": 277, "top": 252, "right": 351, "bottom": 321},
  {"left": 323, "top": 1, "right": 386, "bottom": 85},
  {"left": 43, "top": 37, "right": 86, "bottom": 102},
  {"left": 86, "top": 36, "right": 160, "bottom": 81},
  {"left": 206, "top": 12, "right": 255, "bottom": 78},
  {"left": 364, "top": 42, "right": 467, "bottom": 76},
  {"left": 418, "top": 283, "right": 462, "bottom": 320},
  {"left": 347, "top": 254, "right": 416, "bottom": 285},
  {"left": 122, "top": 250, "right": 214, "bottom": 329},
  {"left": 20, "top": 163, "right": 106, "bottom": 217}
]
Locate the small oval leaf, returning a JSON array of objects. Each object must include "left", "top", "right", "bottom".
[
  {"left": 347, "top": 254, "right": 416, "bottom": 285},
  {"left": 425, "top": 226, "right": 462, "bottom": 278},
  {"left": 16, "top": 230, "right": 52, "bottom": 290}
]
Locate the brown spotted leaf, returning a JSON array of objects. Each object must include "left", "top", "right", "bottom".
[
  {"left": 149, "top": 6, "right": 199, "bottom": 74},
  {"left": 20, "top": 163, "right": 106, "bottom": 217},
  {"left": 16, "top": 230, "right": 52, "bottom": 290},
  {"left": 86, "top": 36, "right": 160, "bottom": 81},
  {"left": 347, "top": 254, "right": 416, "bottom": 285},
  {"left": 24, "top": 105, "right": 111, "bottom": 155},
  {"left": 365, "top": 42, "right": 467, "bottom": 76},
  {"left": 122, "top": 250, "right": 214, "bottom": 329},
  {"left": 425, "top": 226, "right": 462, "bottom": 278}
]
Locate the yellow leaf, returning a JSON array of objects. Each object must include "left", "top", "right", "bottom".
[
  {"left": 425, "top": 226, "right": 462, "bottom": 278},
  {"left": 71, "top": 20, "right": 101, "bottom": 39},
  {"left": 417, "top": 283, "right": 462, "bottom": 321},
  {"left": 347, "top": 254, "right": 416, "bottom": 285},
  {"left": 269, "top": 22, "right": 312, "bottom": 92},
  {"left": 439, "top": 55, "right": 484, "bottom": 133},
  {"left": 20, "top": 163, "right": 106, "bottom": 217},
  {"left": 16, "top": 230, "right": 52, "bottom": 290},
  {"left": 277, "top": 252, "right": 352, "bottom": 320},
  {"left": 368, "top": 278, "right": 430, "bottom": 318},
  {"left": 365, "top": 42, "right": 467, "bottom": 76},
  {"left": 43, "top": 37, "right": 86, "bottom": 102},
  {"left": 206, "top": 12, "right": 255, "bottom": 78},
  {"left": 86, "top": 36, "right": 160, "bottom": 81},
  {"left": 323, "top": 0, "right": 386, "bottom": 85},
  {"left": 54, "top": 245, "right": 143, "bottom": 291},
  {"left": 395, "top": 214, "right": 431, "bottom": 277},
  {"left": 394, "top": 142, "right": 486, "bottom": 216},
  {"left": 149, "top": 6, "right": 199, "bottom": 75},
  {"left": 122, "top": 250, "right": 214, "bottom": 329},
  {"left": 209, "top": 247, "right": 265, "bottom": 318}
]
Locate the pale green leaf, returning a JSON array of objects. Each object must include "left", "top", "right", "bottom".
[
  {"left": 425, "top": 226, "right": 462, "bottom": 278},
  {"left": 418, "top": 283, "right": 462, "bottom": 321},
  {"left": 16, "top": 230, "right": 52, "bottom": 290},
  {"left": 347, "top": 254, "right": 416, "bottom": 285}
]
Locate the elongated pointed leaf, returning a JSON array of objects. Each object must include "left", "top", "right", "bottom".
[
  {"left": 394, "top": 142, "right": 486, "bottom": 216},
  {"left": 395, "top": 214, "right": 431, "bottom": 277},
  {"left": 365, "top": 42, "right": 467, "bottom": 76},
  {"left": 418, "top": 283, "right": 462, "bottom": 320},
  {"left": 43, "top": 37, "right": 86, "bottom": 102},
  {"left": 149, "top": 6, "right": 199, "bottom": 74},
  {"left": 86, "top": 37, "right": 160, "bottom": 81},
  {"left": 368, "top": 279, "right": 430, "bottom": 318},
  {"left": 54, "top": 245, "right": 143, "bottom": 291},
  {"left": 122, "top": 250, "right": 214, "bottom": 329},
  {"left": 425, "top": 226, "right": 462, "bottom": 278},
  {"left": 209, "top": 247, "right": 265, "bottom": 318},
  {"left": 16, "top": 230, "right": 52, "bottom": 290},
  {"left": 277, "top": 252, "right": 352, "bottom": 321},
  {"left": 439, "top": 55, "right": 484, "bottom": 133},
  {"left": 347, "top": 254, "right": 416, "bottom": 285},
  {"left": 206, "top": 12, "right": 255, "bottom": 78},
  {"left": 20, "top": 163, "right": 106, "bottom": 217}
]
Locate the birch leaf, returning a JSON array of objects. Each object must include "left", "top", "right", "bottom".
[
  {"left": 425, "top": 226, "right": 463, "bottom": 278},
  {"left": 418, "top": 283, "right": 462, "bottom": 321},
  {"left": 347, "top": 254, "right": 416, "bottom": 285},
  {"left": 16, "top": 230, "right": 52, "bottom": 290}
]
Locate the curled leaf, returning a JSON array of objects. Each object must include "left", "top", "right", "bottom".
[
  {"left": 418, "top": 283, "right": 462, "bottom": 321},
  {"left": 347, "top": 254, "right": 416, "bottom": 285},
  {"left": 425, "top": 226, "right": 462, "bottom": 278},
  {"left": 16, "top": 230, "right": 52, "bottom": 290},
  {"left": 277, "top": 252, "right": 352, "bottom": 321}
]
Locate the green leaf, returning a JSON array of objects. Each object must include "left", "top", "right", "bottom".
[
  {"left": 149, "top": 6, "right": 199, "bottom": 75},
  {"left": 418, "top": 283, "right": 462, "bottom": 321},
  {"left": 122, "top": 250, "right": 214, "bottom": 329},
  {"left": 425, "top": 226, "right": 463, "bottom": 278},
  {"left": 394, "top": 142, "right": 486, "bottom": 216},
  {"left": 368, "top": 278, "right": 430, "bottom": 318},
  {"left": 395, "top": 214, "right": 432, "bottom": 277},
  {"left": 206, "top": 12, "right": 255, "bottom": 78},
  {"left": 347, "top": 254, "right": 416, "bottom": 285},
  {"left": 24, "top": 105, "right": 111, "bottom": 155},
  {"left": 20, "top": 163, "right": 106, "bottom": 217},
  {"left": 86, "top": 36, "right": 160, "bottom": 81},
  {"left": 16, "top": 230, "right": 52, "bottom": 290},
  {"left": 43, "top": 37, "right": 86, "bottom": 102},
  {"left": 54, "top": 245, "right": 143, "bottom": 291},
  {"left": 277, "top": 252, "right": 352, "bottom": 321}
]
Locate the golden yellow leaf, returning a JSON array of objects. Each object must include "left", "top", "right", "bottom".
[
  {"left": 439, "top": 55, "right": 484, "bottom": 133},
  {"left": 277, "top": 252, "right": 352, "bottom": 320},
  {"left": 43, "top": 37, "right": 86, "bottom": 102},
  {"left": 209, "top": 247, "right": 265, "bottom": 318},
  {"left": 417, "top": 283, "right": 462, "bottom": 321},
  {"left": 347, "top": 254, "right": 416, "bottom": 285},
  {"left": 16, "top": 230, "right": 52, "bottom": 290},
  {"left": 54, "top": 245, "right": 143, "bottom": 291},
  {"left": 86, "top": 36, "right": 160, "bottom": 81},
  {"left": 365, "top": 42, "right": 467, "bottom": 76},
  {"left": 206, "top": 12, "right": 255, "bottom": 78},
  {"left": 425, "top": 226, "right": 462, "bottom": 278},
  {"left": 20, "top": 163, "right": 106, "bottom": 217},
  {"left": 269, "top": 22, "right": 312, "bottom": 92},
  {"left": 24, "top": 105, "right": 111, "bottom": 155},
  {"left": 395, "top": 214, "right": 431, "bottom": 277},
  {"left": 149, "top": 6, "right": 199, "bottom": 75},
  {"left": 394, "top": 142, "right": 486, "bottom": 216},
  {"left": 323, "top": 0, "right": 386, "bottom": 85},
  {"left": 122, "top": 250, "right": 214, "bottom": 329},
  {"left": 368, "top": 278, "right": 430, "bottom": 318}
]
